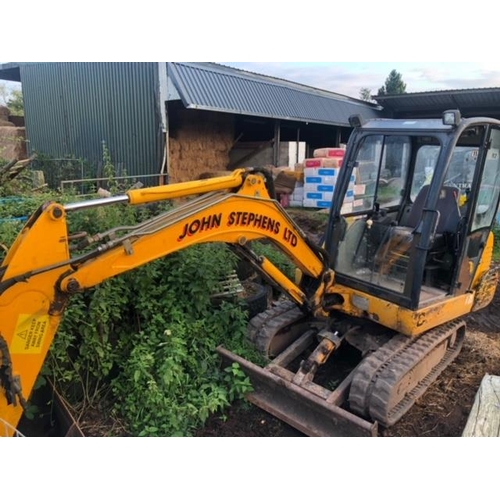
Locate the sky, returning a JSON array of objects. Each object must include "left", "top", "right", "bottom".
[{"left": 216, "top": 62, "right": 500, "bottom": 100}]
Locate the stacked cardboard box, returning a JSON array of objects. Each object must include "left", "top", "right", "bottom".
[
  {"left": 302, "top": 147, "right": 354, "bottom": 209},
  {"left": 284, "top": 162, "right": 304, "bottom": 207},
  {"left": 289, "top": 182, "right": 304, "bottom": 207},
  {"left": 313, "top": 147, "right": 346, "bottom": 161},
  {"left": 303, "top": 168, "right": 355, "bottom": 208}
]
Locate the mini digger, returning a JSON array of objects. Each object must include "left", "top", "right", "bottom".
[{"left": 1, "top": 110, "right": 500, "bottom": 437}]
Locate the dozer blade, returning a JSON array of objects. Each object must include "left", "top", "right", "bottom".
[{"left": 217, "top": 345, "right": 377, "bottom": 437}]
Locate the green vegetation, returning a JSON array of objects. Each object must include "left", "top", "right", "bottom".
[
  {"left": 6, "top": 90, "right": 23, "bottom": 116},
  {"left": 493, "top": 223, "right": 500, "bottom": 261},
  {"left": 31, "top": 153, "right": 98, "bottom": 192},
  {"left": 0, "top": 84, "right": 23, "bottom": 116},
  {"left": 359, "top": 87, "right": 373, "bottom": 102},
  {"left": 252, "top": 240, "right": 297, "bottom": 281},
  {"left": 377, "top": 69, "right": 407, "bottom": 96},
  {"left": 53, "top": 240, "right": 254, "bottom": 436}
]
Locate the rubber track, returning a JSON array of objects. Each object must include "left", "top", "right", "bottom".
[
  {"left": 247, "top": 300, "right": 306, "bottom": 358},
  {"left": 349, "top": 319, "right": 466, "bottom": 427},
  {"left": 247, "top": 300, "right": 297, "bottom": 343}
]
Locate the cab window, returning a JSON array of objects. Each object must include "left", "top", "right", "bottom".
[
  {"left": 351, "top": 135, "right": 411, "bottom": 212},
  {"left": 472, "top": 128, "right": 500, "bottom": 232}
]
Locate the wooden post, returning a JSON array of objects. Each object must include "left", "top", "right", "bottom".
[
  {"left": 335, "top": 127, "right": 341, "bottom": 147},
  {"left": 462, "top": 374, "right": 500, "bottom": 437},
  {"left": 273, "top": 120, "right": 281, "bottom": 167},
  {"left": 296, "top": 127, "right": 301, "bottom": 164}
]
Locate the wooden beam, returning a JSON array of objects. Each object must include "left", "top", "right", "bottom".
[
  {"left": 0, "top": 154, "right": 37, "bottom": 183},
  {"left": 462, "top": 374, "right": 500, "bottom": 437},
  {"left": 230, "top": 132, "right": 244, "bottom": 149}
]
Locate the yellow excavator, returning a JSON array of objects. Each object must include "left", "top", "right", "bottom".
[{"left": 1, "top": 110, "right": 499, "bottom": 437}]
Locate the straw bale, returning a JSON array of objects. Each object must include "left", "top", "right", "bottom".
[
  {"left": 169, "top": 137, "right": 181, "bottom": 154},
  {"left": 199, "top": 170, "right": 232, "bottom": 180},
  {"left": 0, "top": 127, "right": 27, "bottom": 161},
  {"left": 169, "top": 110, "right": 234, "bottom": 183},
  {"left": 0, "top": 120, "right": 14, "bottom": 127},
  {"left": 0, "top": 106, "right": 9, "bottom": 120}
]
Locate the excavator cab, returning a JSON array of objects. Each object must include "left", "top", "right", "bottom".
[{"left": 327, "top": 111, "right": 500, "bottom": 316}]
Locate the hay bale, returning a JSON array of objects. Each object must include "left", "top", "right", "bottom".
[
  {"left": 198, "top": 170, "right": 230, "bottom": 180},
  {"left": 168, "top": 111, "right": 234, "bottom": 183},
  {"left": 0, "top": 106, "right": 10, "bottom": 120},
  {"left": 0, "top": 120, "right": 14, "bottom": 127},
  {"left": 0, "top": 126, "right": 27, "bottom": 161}
]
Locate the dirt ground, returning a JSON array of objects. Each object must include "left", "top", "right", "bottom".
[{"left": 196, "top": 208, "right": 500, "bottom": 438}]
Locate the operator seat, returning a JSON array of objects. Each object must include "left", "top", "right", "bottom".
[
  {"left": 376, "top": 185, "right": 462, "bottom": 277},
  {"left": 405, "top": 185, "right": 461, "bottom": 234}
]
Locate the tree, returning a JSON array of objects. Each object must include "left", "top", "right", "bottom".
[
  {"left": 0, "top": 84, "right": 24, "bottom": 115},
  {"left": 359, "top": 87, "right": 373, "bottom": 101},
  {"left": 378, "top": 69, "right": 407, "bottom": 96},
  {"left": 7, "top": 90, "right": 23, "bottom": 116}
]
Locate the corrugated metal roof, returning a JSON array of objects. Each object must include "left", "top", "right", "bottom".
[
  {"left": 375, "top": 87, "right": 500, "bottom": 115},
  {"left": 167, "top": 62, "right": 382, "bottom": 126},
  {"left": 0, "top": 62, "right": 21, "bottom": 82},
  {"left": 20, "top": 62, "right": 163, "bottom": 182}
]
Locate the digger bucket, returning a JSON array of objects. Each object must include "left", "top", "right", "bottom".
[{"left": 217, "top": 332, "right": 377, "bottom": 437}]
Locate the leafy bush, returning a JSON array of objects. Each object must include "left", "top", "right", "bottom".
[{"left": 251, "top": 239, "right": 297, "bottom": 281}]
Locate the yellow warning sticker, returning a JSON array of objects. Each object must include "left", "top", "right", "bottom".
[{"left": 11, "top": 314, "right": 50, "bottom": 354}]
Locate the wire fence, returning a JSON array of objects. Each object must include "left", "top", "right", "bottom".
[
  {"left": 60, "top": 173, "right": 166, "bottom": 196},
  {"left": 28, "top": 157, "right": 167, "bottom": 195}
]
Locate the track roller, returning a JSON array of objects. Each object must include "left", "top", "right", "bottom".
[{"left": 348, "top": 319, "right": 466, "bottom": 427}]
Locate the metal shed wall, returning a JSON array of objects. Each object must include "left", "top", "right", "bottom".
[{"left": 20, "top": 62, "right": 163, "bottom": 180}]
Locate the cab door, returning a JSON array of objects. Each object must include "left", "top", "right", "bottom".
[{"left": 455, "top": 127, "right": 500, "bottom": 294}]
